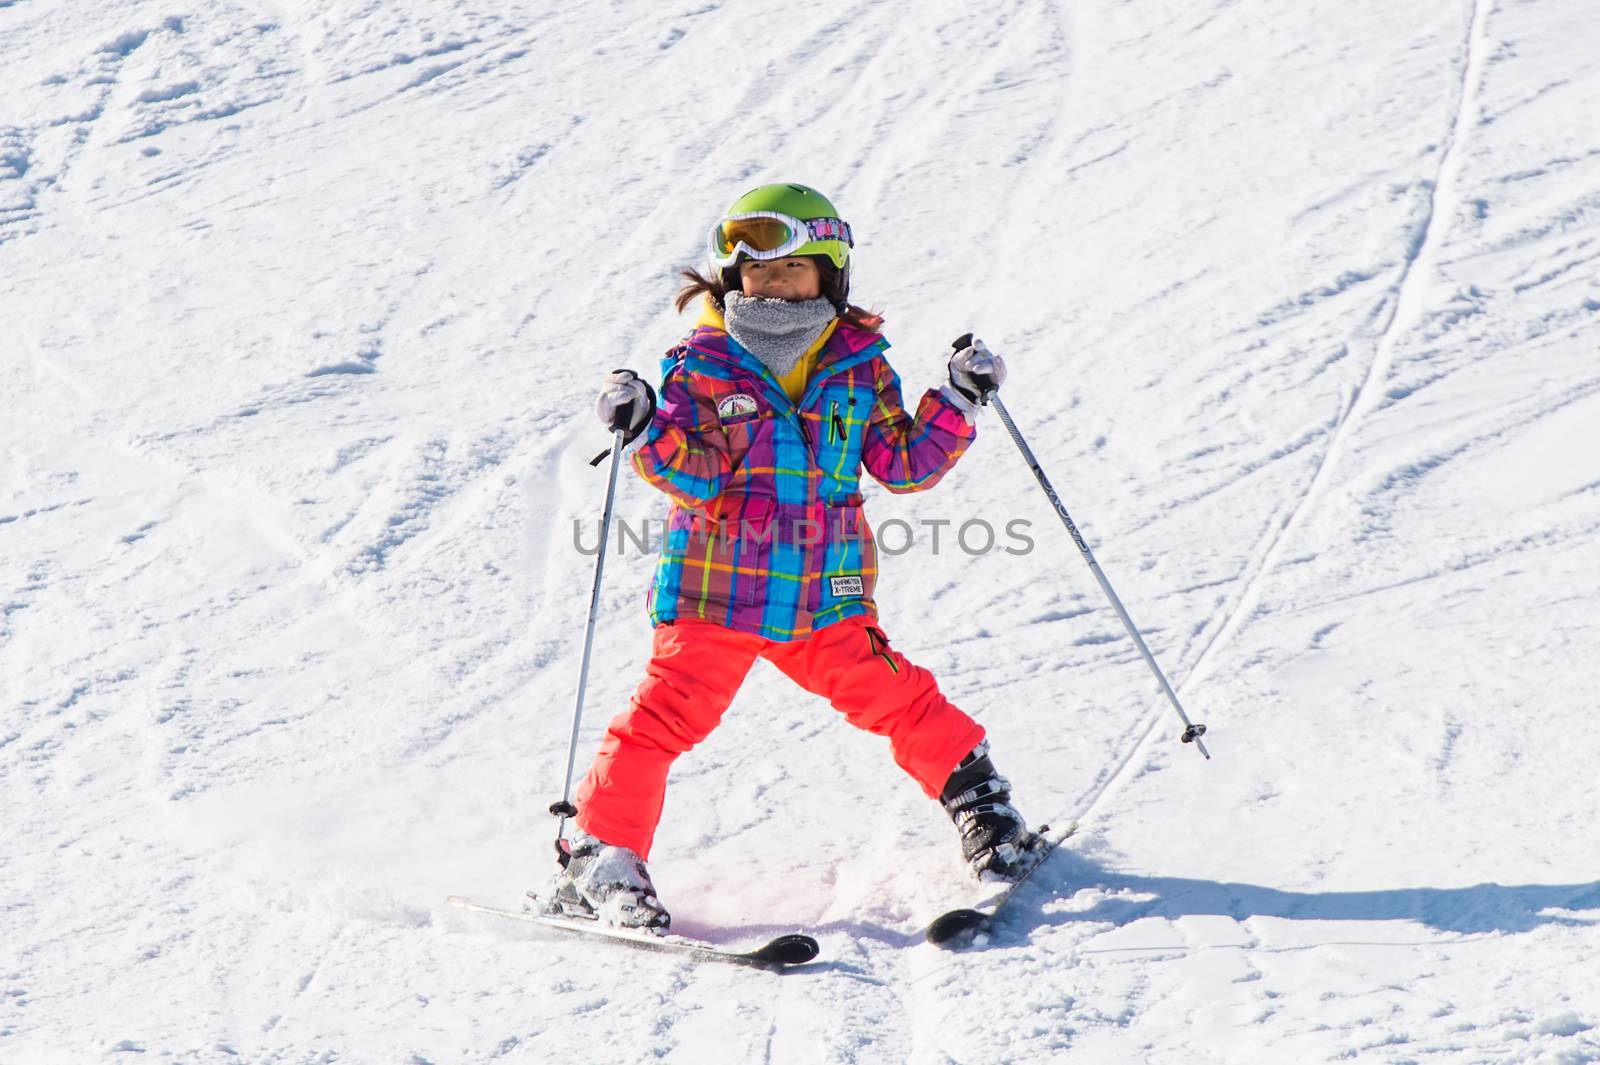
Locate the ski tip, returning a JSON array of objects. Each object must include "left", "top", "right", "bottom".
[
  {"left": 926, "top": 908, "right": 988, "bottom": 947},
  {"left": 750, "top": 933, "right": 820, "bottom": 967}
]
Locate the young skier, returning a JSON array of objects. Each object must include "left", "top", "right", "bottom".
[{"left": 544, "top": 182, "right": 1036, "bottom": 930}]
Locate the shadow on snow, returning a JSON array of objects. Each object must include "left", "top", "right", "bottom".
[{"left": 1027, "top": 848, "right": 1600, "bottom": 937}]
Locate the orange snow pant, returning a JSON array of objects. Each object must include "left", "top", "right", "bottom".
[{"left": 574, "top": 615, "right": 986, "bottom": 860}]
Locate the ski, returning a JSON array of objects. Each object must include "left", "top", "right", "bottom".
[
  {"left": 923, "top": 820, "right": 1079, "bottom": 947},
  {"left": 447, "top": 896, "right": 820, "bottom": 970}
]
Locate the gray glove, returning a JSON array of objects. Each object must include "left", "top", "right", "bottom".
[
  {"left": 595, "top": 369, "right": 657, "bottom": 442},
  {"left": 947, "top": 334, "right": 1007, "bottom": 404}
]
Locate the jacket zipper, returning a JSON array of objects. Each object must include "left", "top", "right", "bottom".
[{"left": 830, "top": 401, "right": 844, "bottom": 443}]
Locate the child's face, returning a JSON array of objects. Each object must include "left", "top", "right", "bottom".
[{"left": 738, "top": 257, "right": 822, "bottom": 301}]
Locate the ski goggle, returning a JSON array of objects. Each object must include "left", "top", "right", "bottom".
[{"left": 707, "top": 210, "right": 854, "bottom": 268}]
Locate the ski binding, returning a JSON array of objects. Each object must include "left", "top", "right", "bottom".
[
  {"left": 447, "top": 895, "right": 820, "bottom": 970},
  {"left": 924, "top": 820, "right": 1079, "bottom": 947}
]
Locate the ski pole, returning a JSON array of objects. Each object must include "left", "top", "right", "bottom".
[
  {"left": 549, "top": 426, "right": 628, "bottom": 862},
  {"left": 974, "top": 364, "right": 1210, "bottom": 759}
]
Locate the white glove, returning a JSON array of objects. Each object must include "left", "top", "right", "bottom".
[
  {"left": 595, "top": 369, "right": 656, "bottom": 443},
  {"left": 945, "top": 335, "right": 1007, "bottom": 413}
]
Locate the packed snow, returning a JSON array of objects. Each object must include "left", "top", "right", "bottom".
[{"left": 4, "top": 0, "right": 1599, "bottom": 1061}]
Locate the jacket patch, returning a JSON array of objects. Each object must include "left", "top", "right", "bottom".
[
  {"left": 829, "top": 575, "right": 864, "bottom": 597},
  {"left": 716, "top": 393, "right": 761, "bottom": 424}
]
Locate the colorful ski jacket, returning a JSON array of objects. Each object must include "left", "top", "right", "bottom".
[{"left": 631, "top": 307, "right": 977, "bottom": 640}]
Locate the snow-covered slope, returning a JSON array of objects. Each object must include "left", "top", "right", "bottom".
[{"left": 4, "top": 0, "right": 1599, "bottom": 1061}]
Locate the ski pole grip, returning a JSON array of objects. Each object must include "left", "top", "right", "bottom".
[
  {"left": 949, "top": 334, "right": 997, "bottom": 404},
  {"left": 602, "top": 369, "right": 637, "bottom": 434}
]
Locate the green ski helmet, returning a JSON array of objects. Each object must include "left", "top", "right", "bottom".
[{"left": 706, "top": 182, "right": 855, "bottom": 297}]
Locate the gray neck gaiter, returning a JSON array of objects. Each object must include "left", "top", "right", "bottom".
[{"left": 721, "top": 292, "right": 837, "bottom": 378}]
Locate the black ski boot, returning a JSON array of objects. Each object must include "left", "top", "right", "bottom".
[
  {"left": 940, "top": 741, "right": 1040, "bottom": 882},
  {"left": 540, "top": 830, "right": 671, "bottom": 932}
]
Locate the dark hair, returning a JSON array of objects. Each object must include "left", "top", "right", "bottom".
[{"left": 674, "top": 256, "right": 883, "bottom": 332}]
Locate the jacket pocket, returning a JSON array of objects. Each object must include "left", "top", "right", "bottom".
[
  {"left": 811, "top": 381, "right": 868, "bottom": 496},
  {"left": 709, "top": 381, "right": 776, "bottom": 471},
  {"left": 678, "top": 495, "right": 776, "bottom": 608}
]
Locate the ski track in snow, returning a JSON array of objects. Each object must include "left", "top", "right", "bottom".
[
  {"left": 4, "top": 0, "right": 1600, "bottom": 1061},
  {"left": 1180, "top": 0, "right": 1495, "bottom": 687},
  {"left": 1067, "top": 0, "right": 1500, "bottom": 826}
]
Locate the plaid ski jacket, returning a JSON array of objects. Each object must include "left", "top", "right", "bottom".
[{"left": 631, "top": 310, "right": 976, "bottom": 641}]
